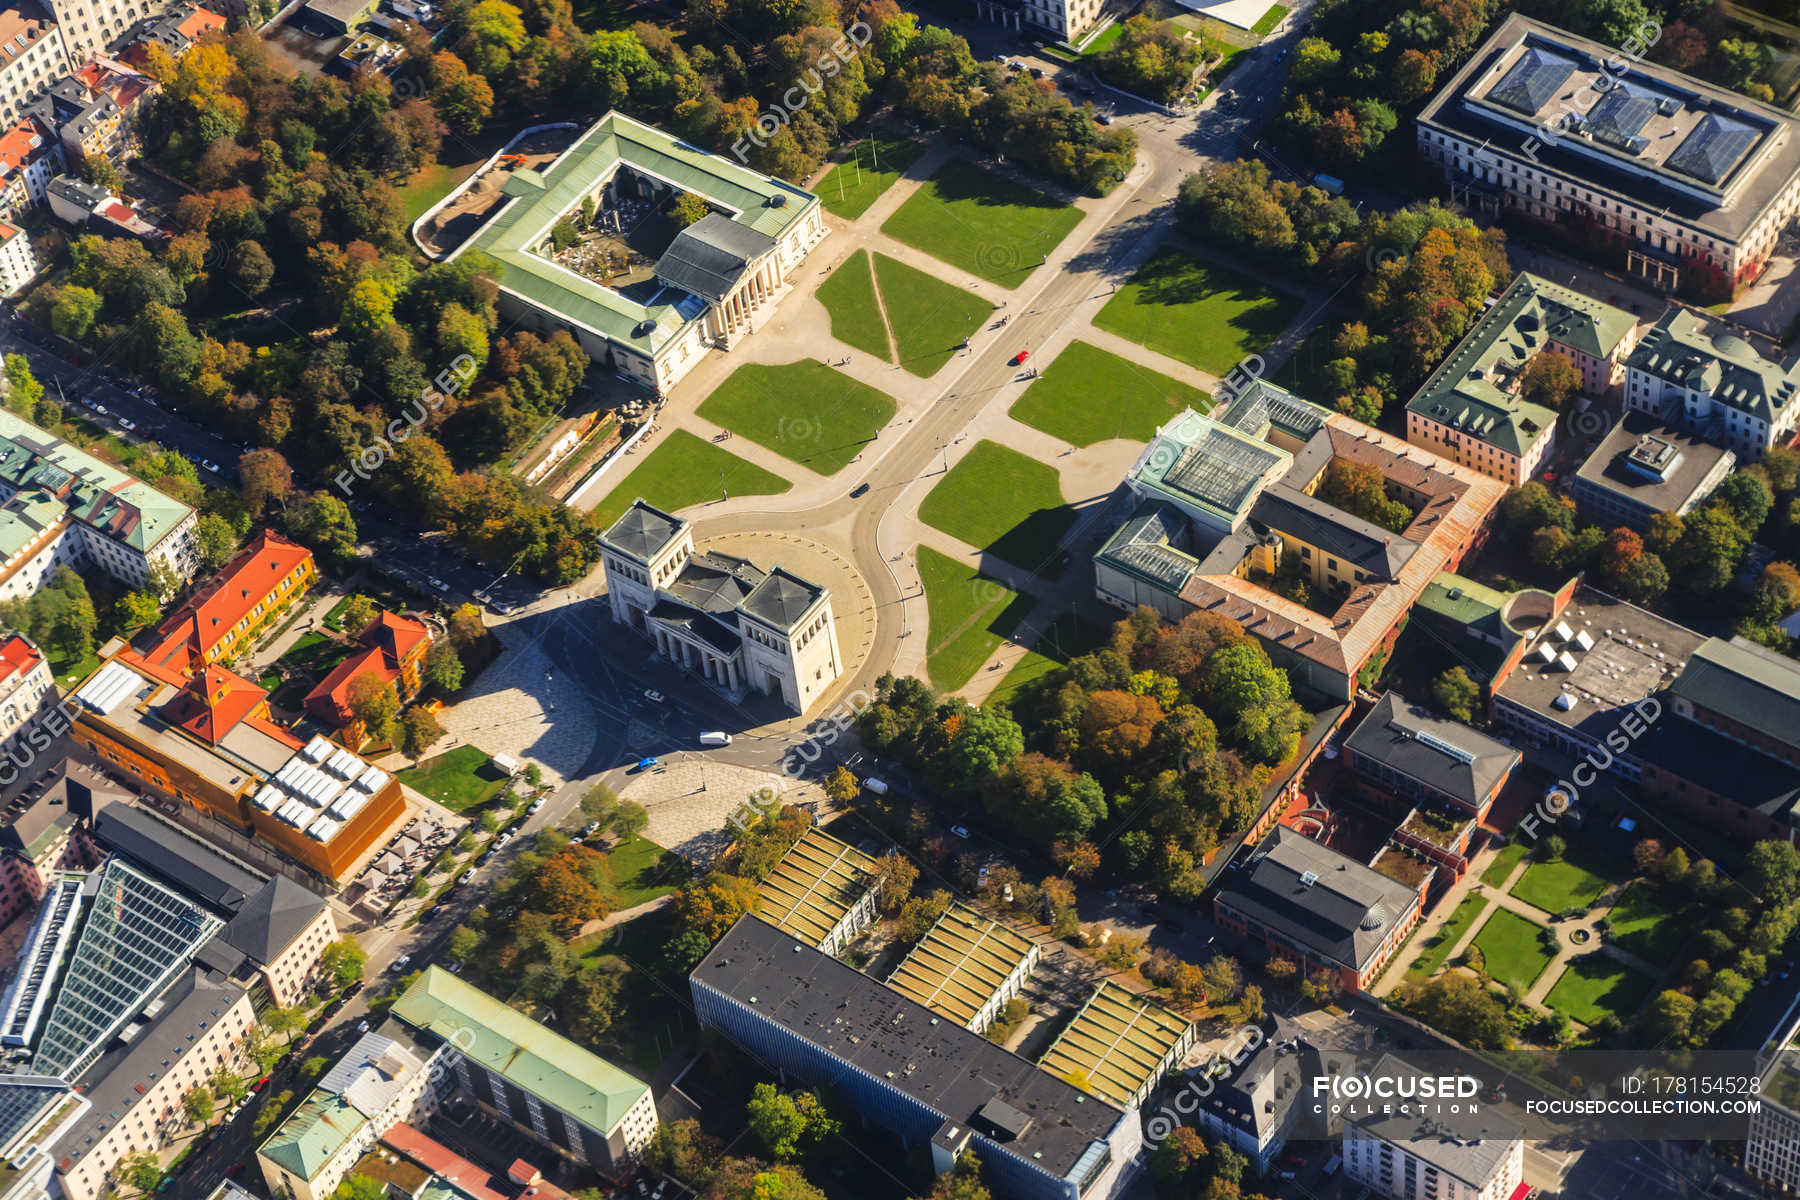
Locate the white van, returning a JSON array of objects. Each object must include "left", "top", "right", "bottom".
[
  {"left": 864, "top": 777, "right": 889, "bottom": 795},
  {"left": 699, "top": 731, "right": 732, "bottom": 747}
]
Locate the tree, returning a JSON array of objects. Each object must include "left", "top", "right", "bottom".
[
  {"left": 195, "top": 512, "right": 239, "bottom": 570},
  {"left": 239, "top": 449, "right": 294, "bottom": 516},
  {"left": 120, "top": 1151, "right": 162, "bottom": 1192},
  {"left": 399, "top": 705, "right": 444, "bottom": 758},
  {"left": 447, "top": 924, "right": 481, "bottom": 963},
  {"left": 1149, "top": 1126, "right": 1207, "bottom": 1187},
  {"left": 1751, "top": 562, "right": 1800, "bottom": 623},
  {"left": 1051, "top": 840, "right": 1101, "bottom": 880},
  {"left": 1538, "top": 834, "right": 1567, "bottom": 862},
  {"left": 823, "top": 766, "right": 859, "bottom": 806},
  {"left": 869, "top": 852, "right": 916, "bottom": 916},
  {"left": 319, "top": 936, "right": 367, "bottom": 989},
  {"left": 211, "top": 1069, "right": 248, "bottom": 1105},
  {"left": 183, "top": 1084, "right": 214, "bottom": 1125},
  {"left": 48, "top": 285, "right": 102, "bottom": 341},
  {"left": 746, "top": 1083, "right": 838, "bottom": 1160},
  {"left": 264, "top": 1004, "right": 307, "bottom": 1045},
  {"left": 928, "top": 1151, "right": 991, "bottom": 1200},
  {"left": 1396, "top": 974, "right": 1512, "bottom": 1049},
  {"left": 333, "top": 1177, "right": 389, "bottom": 1200},
  {"left": 897, "top": 889, "right": 952, "bottom": 944},
  {"left": 671, "top": 872, "right": 760, "bottom": 944},
  {"left": 1673, "top": 506, "right": 1750, "bottom": 593},
  {"left": 1289, "top": 36, "right": 1340, "bottom": 87},
  {"left": 2, "top": 354, "right": 42, "bottom": 421},
  {"left": 116, "top": 590, "right": 161, "bottom": 632},
  {"left": 424, "top": 639, "right": 465, "bottom": 692},
  {"left": 346, "top": 672, "right": 401, "bottom": 744},
  {"left": 340, "top": 594, "right": 378, "bottom": 634},
  {"left": 1745, "top": 840, "right": 1800, "bottom": 907},
  {"left": 447, "top": 602, "right": 486, "bottom": 648},
  {"left": 607, "top": 799, "right": 649, "bottom": 841},
  {"left": 1503, "top": 482, "right": 1574, "bottom": 534},
  {"left": 1201, "top": 955, "right": 1243, "bottom": 1001},
  {"left": 1632, "top": 839, "right": 1666, "bottom": 875},
  {"left": 1712, "top": 471, "right": 1775, "bottom": 536},
  {"left": 1643, "top": 989, "right": 1696, "bottom": 1045},
  {"left": 1520, "top": 351, "right": 1579, "bottom": 411},
  {"left": 1431, "top": 666, "right": 1481, "bottom": 722},
  {"left": 670, "top": 192, "right": 711, "bottom": 227},
  {"left": 1659, "top": 846, "right": 1693, "bottom": 888},
  {"left": 1228, "top": 983, "right": 1265, "bottom": 1024},
  {"left": 285, "top": 492, "right": 359, "bottom": 566},
  {"left": 1097, "top": 931, "right": 1142, "bottom": 970},
  {"left": 230, "top": 239, "right": 275, "bottom": 296}
]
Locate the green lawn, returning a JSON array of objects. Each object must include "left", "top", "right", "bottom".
[
  {"left": 919, "top": 440, "right": 1076, "bottom": 574},
  {"left": 816, "top": 251, "right": 892, "bottom": 360},
  {"left": 1251, "top": 3, "right": 1290, "bottom": 34},
  {"left": 398, "top": 746, "right": 507, "bottom": 812},
  {"left": 400, "top": 159, "right": 480, "bottom": 227},
  {"left": 1094, "top": 249, "right": 1302, "bottom": 375},
  {"left": 607, "top": 835, "right": 687, "bottom": 908},
  {"left": 917, "top": 546, "right": 1035, "bottom": 692},
  {"left": 1607, "top": 882, "right": 1688, "bottom": 961},
  {"left": 1010, "top": 341, "right": 1210, "bottom": 446},
  {"left": 1410, "top": 895, "right": 1489, "bottom": 978},
  {"left": 986, "top": 613, "right": 1106, "bottom": 708},
  {"left": 1078, "top": 22, "right": 1124, "bottom": 55},
  {"left": 1512, "top": 854, "right": 1613, "bottom": 914},
  {"left": 815, "top": 136, "right": 927, "bottom": 220},
  {"left": 1482, "top": 841, "right": 1532, "bottom": 889},
  {"left": 1544, "top": 956, "right": 1656, "bottom": 1026},
  {"left": 591, "top": 430, "right": 792, "bottom": 529},
  {"left": 698, "top": 362, "right": 896, "bottom": 475},
  {"left": 276, "top": 630, "right": 356, "bottom": 676},
  {"left": 322, "top": 594, "right": 356, "bottom": 632},
  {"left": 875, "top": 253, "right": 992, "bottom": 377},
  {"left": 882, "top": 160, "right": 1085, "bottom": 287},
  {"left": 1472, "top": 909, "right": 1555, "bottom": 992}
]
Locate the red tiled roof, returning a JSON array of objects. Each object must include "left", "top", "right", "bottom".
[
  {"left": 304, "top": 611, "right": 428, "bottom": 727},
  {"left": 158, "top": 663, "right": 265, "bottom": 744},
  {"left": 0, "top": 118, "right": 44, "bottom": 175},
  {"left": 144, "top": 530, "right": 313, "bottom": 674},
  {"left": 382, "top": 1123, "right": 509, "bottom": 1200},
  {"left": 0, "top": 634, "right": 41, "bottom": 685},
  {"left": 176, "top": 5, "right": 225, "bottom": 37},
  {"left": 368, "top": 610, "right": 429, "bottom": 662}
]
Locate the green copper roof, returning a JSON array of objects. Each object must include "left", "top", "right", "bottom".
[
  {"left": 451, "top": 111, "right": 819, "bottom": 361},
  {"left": 391, "top": 966, "right": 649, "bottom": 1135},
  {"left": 1415, "top": 572, "right": 1509, "bottom": 629},
  {"left": 1407, "top": 273, "right": 1630, "bottom": 456},
  {"left": 1624, "top": 307, "right": 1800, "bottom": 423},
  {"left": 258, "top": 1091, "right": 367, "bottom": 1181},
  {"left": 0, "top": 410, "right": 193, "bottom": 554}
]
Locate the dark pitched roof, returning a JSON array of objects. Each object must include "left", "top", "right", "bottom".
[
  {"left": 89, "top": 804, "right": 263, "bottom": 916},
  {"left": 1214, "top": 828, "right": 1419, "bottom": 972},
  {"left": 692, "top": 916, "right": 1123, "bottom": 1179},
  {"left": 1343, "top": 692, "right": 1520, "bottom": 808},
  {"left": 654, "top": 214, "right": 776, "bottom": 302},
  {"left": 1637, "top": 715, "right": 1800, "bottom": 818},
  {"left": 222, "top": 874, "right": 327, "bottom": 964},
  {"left": 1250, "top": 488, "right": 1418, "bottom": 580},
  {"left": 742, "top": 568, "right": 823, "bottom": 629},
  {"left": 600, "top": 500, "right": 684, "bottom": 562},
  {"left": 666, "top": 552, "right": 764, "bottom": 613},
  {"left": 1668, "top": 636, "right": 1800, "bottom": 752}
]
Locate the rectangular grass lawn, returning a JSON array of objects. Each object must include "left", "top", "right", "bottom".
[
  {"left": 1481, "top": 841, "right": 1532, "bottom": 889},
  {"left": 1512, "top": 854, "right": 1613, "bottom": 915},
  {"left": 919, "top": 439, "right": 1075, "bottom": 574},
  {"left": 698, "top": 361, "right": 896, "bottom": 475},
  {"left": 1095, "top": 249, "right": 1301, "bottom": 375},
  {"left": 875, "top": 253, "right": 993, "bottom": 377},
  {"left": 1607, "top": 882, "right": 1687, "bottom": 961},
  {"left": 1009, "top": 341, "right": 1210, "bottom": 446},
  {"left": 816, "top": 250, "right": 892, "bottom": 360},
  {"left": 916, "top": 546, "right": 1035, "bottom": 692},
  {"left": 591, "top": 429, "right": 792, "bottom": 529},
  {"left": 398, "top": 746, "right": 505, "bottom": 812},
  {"left": 1410, "top": 895, "right": 1489, "bottom": 978},
  {"left": 608, "top": 835, "right": 687, "bottom": 907},
  {"left": 1472, "top": 908, "right": 1556, "bottom": 992},
  {"left": 1545, "top": 956, "right": 1656, "bottom": 1026},
  {"left": 1252, "top": 3, "right": 1290, "bottom": 34},
  {"left": 882, "top": 160, "right": 1085, "bottom": 287},
  {"left": 815, "top": 136, "right": 926, "bottom": 220}
]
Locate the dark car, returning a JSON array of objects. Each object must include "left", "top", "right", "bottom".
[{"left": 850, "top": 482, "right": 871, "bottom": 498}]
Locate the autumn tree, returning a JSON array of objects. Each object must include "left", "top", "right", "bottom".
[
  {"left": 1520, "top": 351, "right": 1580, "bottom": 411},
  {"left": 822, "top": 766, "right": 859, "bottom": 806},
  {"left": 1432, "top": 666, "right": 1481, "bottom": 723},
  {"left": 1051, "top": 840, "right": 1101, "bottom": 880},
  {"left": 346, "top": 672, "right": 401, "bottom": 745},
  {"left": 398, "top": 705, "right": 444, "bottom": 758},
  {"left": 873, "top": 852, "right": 918, "bottom": 915}
]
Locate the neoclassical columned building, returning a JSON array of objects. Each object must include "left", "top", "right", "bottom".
[{"left": 598, "top": 500, "right": 843, "bottom": 715}]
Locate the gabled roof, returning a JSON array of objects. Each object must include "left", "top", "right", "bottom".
[
  {"left": 258, "top": 1090, "right": 367, "bottom": 1181},
  {"left": 1343, "top": 692, "right": 1520, "bottom": 808},
  {"left": 142, "top": 530, "right": 312, "bottom": 672},
  {"left": 654, "top": 213, "right": 776, "bottom": 302},
  {"left": 158, "top": 664, "right": 266, "bottom": 744},
  {"left": 1214, "top": 827, "right": 1419, "bottom": 971},
  {"left": 221, "top": 874, "right": 326, "bottom": 964},
  {"left": 364, "top": 611, "right": 428, "bottom": 663},
  {"left": 305, "top": 612, "right": 429, "bottom": 728},
  {"left": 1669, "top": 636, "right": 1800, "bottom": 751},
  {"left": 390, "top": 967, "right": 649, "bottom": 1136}
]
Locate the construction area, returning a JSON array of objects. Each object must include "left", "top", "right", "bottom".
[{"left": 415, "top": 127, "right": 575, "bottom": 258}]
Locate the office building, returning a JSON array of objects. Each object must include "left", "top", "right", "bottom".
[
  {"left": 1341, "top": 1054, "right": 1524, "bottom": 1200},
  {"left": 1093, "top": 383, "right": 1505, "bottom": 701},
  {"left": 1342, "top": 692, "right": 1521, "bottom": 823},
  {"left": 435, "top": 112, "right": 826, "bottom": 395},
  {"left": 1036, "top": 981, "right": 1193, "bottom": 1111},
  {"left": 1212, "top": 827, "right": 1423, "bottom": 993},
  {"left": 971, "top": 0, "right": 1101, "bottom": 44},
  {"left": 1417, "top": 14, "right": 1800, "bottom": 296},
  {"left": 693, "top": 914, "right": 1141, "bottom": 1200},
  {"left": 1569, "top": 411, "right": 1736, "bottom": 531},
  {"left": 1193, "top": 1017, "right": 1347, "bottom": 1173},
  {"left": 600, "top": 499, "right": 842, "bottom": 715},
  {"left": 887, "top": 903, "right": 1039, "bottom": 1036},
  {"left": 1748, "top": 998, "right": 1800, "bottom": 1193},
  {"left": 71, "top": 654, "right": 408, "bottom": 882},
  {"left": 1623, "top": 308, "right": 1800, "bottom": 460},
  {"left": 388, "top": 967, "right": 657, "bottom": 1170},
  {"left": 1406, "top": 273, "right": 1637, "bottom": 484},
  {"left": 0, "top": 408, "right": 197, "bottom": 599},
  {"left": 755, "top": 826, "right": 880, "bottom": 954}
]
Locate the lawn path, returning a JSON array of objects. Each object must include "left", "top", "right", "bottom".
[{"left": 865, "top": 248, "right": 901, "bottom": 364}]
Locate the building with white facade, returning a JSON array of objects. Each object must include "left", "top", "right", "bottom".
[
  {"left": 1417, "top": 15, "right": 1800, "bottom": 297},
  {"left": 1341, "top": 1055, "right": 1524, "bottom": 1200},
  {"left": 0, "top": 218, "right": 33, "bottom": 294},
  {"left": 1406, "top": 273, "right": 1638, "bottom": 485},
  {"left": 40, "top": 0, "right": 152, "bottom": 67},
  {"left": 435, "top": 111, "right": 826, "bottom": 395},
  {"left": 972, "top": 0, "right": 1102, "bottom": 43},
  {"left": 1622, "top": 308, "right": 1800, "bottom": 460},
  {"left": 599, "top": 499, "right": 842, "bottom": 715},
  {"left": 0, "top": 632, "right": 51, "bottom": 755},
  {"left": 0, "top": 408, "right": 197, "bottom": 599},
  {"left": 1748, "top": 997, "right": 1800, "bottom": 1194},
  {"left": 0, "top": 117, "right": 55, "bottom": 218}
]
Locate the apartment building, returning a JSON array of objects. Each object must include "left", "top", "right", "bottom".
[
  {"left": 0, "top": 115, "right": 49, "bottom": 217},
  {"left": 0, "top": 7, "right": 68, "bottom": 129},
  {"left": 42, "top": 0, "right": 154, "bottom": 66},
  {"left": 1623, "top": 308, "right": 1800, "bottom": 460},
  {"left": 1341, "top": 1055, "right": 1524, "bottom": 1200},
  {"left": 1417, "top": 15, "right": 1800, "bottom": 297},
  {"left": 0, "top": 632, "right": 51, "bottom": 754},
  {"left": 1406, "top": 273, "right": 1638, "bottom": 484}
]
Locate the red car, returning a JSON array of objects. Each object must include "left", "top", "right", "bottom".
[{"left": 1011, "top": 351, "right": 1030, "bottom": 366}]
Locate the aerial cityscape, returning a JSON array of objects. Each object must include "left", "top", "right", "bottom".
[{"left": 0, "top": 0, "right": 1788, "bottom": 1199}]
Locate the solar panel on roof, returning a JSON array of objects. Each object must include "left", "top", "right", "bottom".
[
  {"left": 1668, "top": 113, "right": 1761, "bottom": 183},
  {"left": 1489, "top": 46, "right": 1578, "bottom": 116}
]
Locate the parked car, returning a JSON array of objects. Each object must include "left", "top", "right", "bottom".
[
  {"left": 643, "top": 689, "right": 665, "bottom": 703},
  {"left": 951, "top": 825, "right": 971, "bottom": 838},
  {"left": 118, "top": 417, "right": 135, "bottom": 431}
]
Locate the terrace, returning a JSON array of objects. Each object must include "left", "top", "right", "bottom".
[
  {"left": 887, "top": 904, "right": 1039, "bottom": 1033},
  {"left": 1369, "top": 847, "right": 1436, "bottom": 892},
  {"left": 1401, "top": 809, "right": 1469, "bottom": 850}
]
